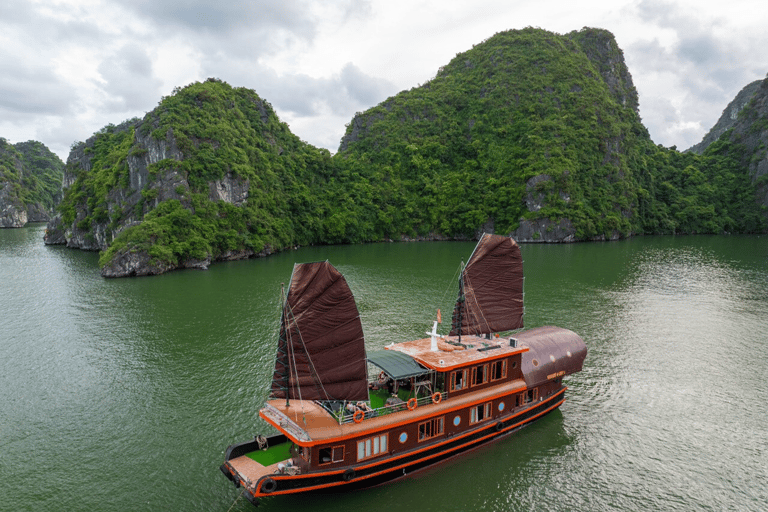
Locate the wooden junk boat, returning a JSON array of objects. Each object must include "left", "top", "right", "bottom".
[{"left": 220, "top": 234, "right": 586, "bottom": 506}]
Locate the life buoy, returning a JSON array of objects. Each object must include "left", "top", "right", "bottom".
[
  {"left": 342, "top": 468, "right": 355, "bottom": 481},
  {"left": 495, "top": 421, "right": 504, "bottom": 432},
  {"left": 432, "top": 392, "right": 442, "bottom": 404},
  {"left": 378, "top": 371, "right": 386, "bottom": 381},
  {"left": 353, "top": 409, "right": 365, "bottom": 423},
  {"left": 261, "top": 477, "right": 277, "bottom": 493},
  {"left": 407, "top": 397, "right": 417, "bottom": 411}
]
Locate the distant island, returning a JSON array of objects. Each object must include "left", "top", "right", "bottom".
[
  {"left": 0, "top": 139, "right": 63, "bottom": 227},
  {"left": 31, "top": 27, "right": 767, "bottom": 277}
]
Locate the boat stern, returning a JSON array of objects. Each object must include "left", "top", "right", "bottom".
[{"left": 221, "top": 433, "right": 298, "bottom": 505}]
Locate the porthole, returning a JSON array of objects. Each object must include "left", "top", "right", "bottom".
[
  {"left": 498, "top": 402, "right": 505, "bottom": 412},
  {"left": 453, "top": 415, "right": 461, "bottom": 427},
  {"left": 399, "top": 432, "right": 408, "bottom": 444},
  {"left": 532, "top": 359, "right": 539, "bottom": 367}
]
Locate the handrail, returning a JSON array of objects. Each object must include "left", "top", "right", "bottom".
[{"left": 334, "top": 391, "right": 447, "bottom": 425}]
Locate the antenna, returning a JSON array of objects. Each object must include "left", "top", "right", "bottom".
[{"left": 427, "top": 321, "right": 440, "bottom": 352}]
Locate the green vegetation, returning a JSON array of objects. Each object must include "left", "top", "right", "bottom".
[
  {"left": 54, "top": 29, "right": 766, "bottom": 275},
  {"left": 336, "top": 27, "right": 765, "bottom": 239},
  {"left": 0, "top": 138, "right": 63, "bottom": 214},
  {"left": 56, "top": 78, "right": 343, "bottom": 268}
]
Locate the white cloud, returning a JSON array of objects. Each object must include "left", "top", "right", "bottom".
[{"left": 625, "top": 0, "right": 768, "bottom": 149}]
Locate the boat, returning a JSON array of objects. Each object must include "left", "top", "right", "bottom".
[{"left": 220, "top": 233, "right": 587, "bottom": 507}]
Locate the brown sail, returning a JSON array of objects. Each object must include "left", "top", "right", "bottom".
[
  {"left": 450, "top": 233, "right": 524, "bottom": 336},
  {"left": 270, "top": 261, "right": 368, "bottom": 402}
]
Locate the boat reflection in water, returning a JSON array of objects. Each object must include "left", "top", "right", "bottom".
[{"left": 220, "top": 233, "right": 587, "bottom": 507}]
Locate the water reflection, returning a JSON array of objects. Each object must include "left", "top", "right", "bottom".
[{"left": 564, "top": 238, "right": 768, "bottom": 512}]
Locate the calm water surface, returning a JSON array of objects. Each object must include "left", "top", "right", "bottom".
[{"left": 1, "top": 225, "right": 767, "bottom": 511}]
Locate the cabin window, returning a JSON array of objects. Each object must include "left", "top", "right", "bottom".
[
  {"left": 490, "top": 359, "right": 507, "bottom": 381},
  {"left": 418, "top": 417, "right": 445, "bottom": 442},
  {"left": 527, "top": 388, "right": 538, "bottom": 403},
  {"left": 450, "top": 369, "right": 468, "bottom": 391},
  {"left": 297, "top": 446, "right": 310, "bottom": 461},
  {"left": 470, "top": 402, "right": 492, "bottom": 424},
  {"left": 357, "top": 434, "right": 388, "bottom": 461},
  {"left": 471, "top": 364, "right": 489, "bottom": 386},
  {"left": 517, "top": 393, "right": 525, "bottom": 406},
  {"left": 319, "top": 445, "right": 345, "bottom": 465}
]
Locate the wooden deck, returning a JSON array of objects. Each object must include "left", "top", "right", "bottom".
[
  {"left": 261, "top": 377, "right": 528, "bottom": 445},
  {"left": 228, "top": 455, "right": 284, "bottom": 487},
  {"left": 389, "top": 334, "right": 528, "bottom": 370}
]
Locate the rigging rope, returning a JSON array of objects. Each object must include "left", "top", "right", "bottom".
[
  {"left": 284, "top": 304, "right": 307, "bottom": 425},
  {"left": 225, "top": 489, "right": 244, "bottom": 512},
  {"left": 439, "top": 262, "right": 463, "bottom": 307},
  {"left": 462, "top": 273, "right": 492, "bottom": 335}
]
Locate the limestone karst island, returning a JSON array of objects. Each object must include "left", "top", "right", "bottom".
[{"left": 2, "top": 28, "right": 766, "bottom": 277}]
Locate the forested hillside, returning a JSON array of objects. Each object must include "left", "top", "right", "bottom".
[
  {"left": 336, "top": 27, "right": 765, "bottom": 240},
  {"left": 688, "top": 76, "right": 768, "bottom": 214},
  {"left": 46, "top": 79, "right": 347, "bottom": 276},
  {"left": 0, "top": 138, "right": 63, "bottom": 227},
  {"left": 47, "top": 28, "right": 766, "bottom": 277}
]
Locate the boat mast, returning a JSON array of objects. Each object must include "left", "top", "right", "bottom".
[{"left": 276, "top": 282, "right": 290, "bottom": 408}]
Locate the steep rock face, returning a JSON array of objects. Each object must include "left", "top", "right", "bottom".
[
  {"left": 727, "top": 77, "right": 768, "bottom": 214},
  {"left": 567, "top": 28, "right": 640, "bottom": 113},
  {"left": 0, "top": 182, "right": 27, "bottom": 227},
  {"left": 685, "top": 75, "right": 768, "bottom": 218},
  {"left": 46, "top": 119, "right": 251, "bottom": 254},
  {"left": 510, "top": 218, "right": 577, "bottom": 242},
  {"left": 26, "top": 203, "right": 51, "bottom": 222},
  {"left": 209, "top": 172, "right": 249, "bottom": 205},
  {"left": 100, "top": 249, "right": 176, "bottom": 278},
  {"left": 523, "top": 174, "right": 571, "bottom": 212},
  {"left": 0, "top": 139, "right": 63, "bottom": 227},
  {"left": 687, "top": 79, "right": 762, "bottom": 155}
]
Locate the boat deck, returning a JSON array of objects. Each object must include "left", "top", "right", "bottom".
[
  {"left": 389, "top": 334, "right": 528, "bottom": 370},
  {"left": 228, "top": 454, "right": 284, "bottom": 487},
  {"left": 261, "top": 377, "right": 528, "bottom": 445}
]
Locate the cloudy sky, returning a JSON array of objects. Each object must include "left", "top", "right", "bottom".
[{"left": 1, "top": 0, "right": 766, "bottom": 161}]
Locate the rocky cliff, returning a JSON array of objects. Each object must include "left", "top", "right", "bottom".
[
  {"left": 687, "top": 75, "right": 768, "bottom": 218},
  {"left": 724, "top": 77, "right": 768, "bottom": 215},
  {"left": 0, "top": 139, "right": 63, "bottom": 227},
  {"left": 687, "top": 79, "right": 762, "bottom": 155},
  {"left": 46, "top": 79, "right": 331, "bottom": 277},
  {"left": 46, "top": 118, "right": 258, "bottom": 266}
]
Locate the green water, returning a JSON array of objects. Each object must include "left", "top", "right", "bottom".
[{"left": 1, "top": 225, "right": 767, "bottom": 511}]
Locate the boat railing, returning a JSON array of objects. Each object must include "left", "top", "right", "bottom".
[{"left": 331, "top": 391, "right": 447, "bottom": 425}]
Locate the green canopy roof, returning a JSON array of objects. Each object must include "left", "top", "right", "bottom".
[{"left": 367, "top": 350, "right": 430, "bottom": 380}]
